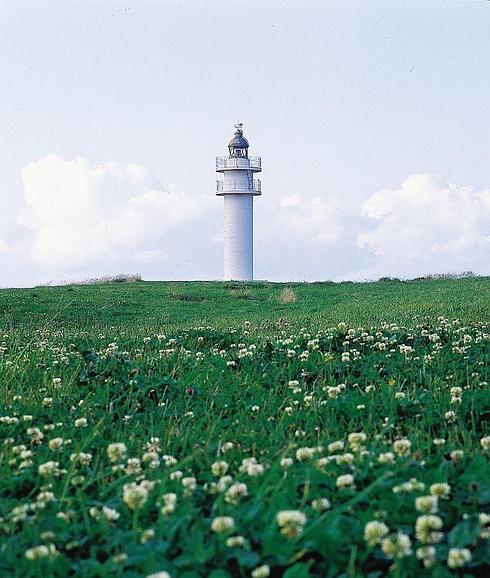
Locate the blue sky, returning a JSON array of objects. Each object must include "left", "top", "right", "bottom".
[{"left": 1, "top": 1, "right": 489, "bottom": 285}]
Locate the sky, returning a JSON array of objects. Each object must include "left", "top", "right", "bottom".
[{"left": 1, "top": 0, "right": 489, "bottom": 286}]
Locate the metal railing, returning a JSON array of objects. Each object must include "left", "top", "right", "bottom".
[
  {"left": 217, "top": 179, "right": 261, "bottom": 193},
  {"left": 216, "top": 156, "right": 261, "bottom": 170}
]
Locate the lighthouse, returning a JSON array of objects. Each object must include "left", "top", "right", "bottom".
[{"left": 216, "top": 123, "right": 262, "bottom": 281}]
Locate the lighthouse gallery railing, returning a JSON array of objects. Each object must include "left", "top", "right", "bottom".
[
  {"left": 216, "top": 156, "right": 261, "bottom": 170},
  {"left": 216, "top": 179, "right": 261, "bottom": 193}
]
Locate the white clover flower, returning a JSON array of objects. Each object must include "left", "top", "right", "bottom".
[
  {"left": 225, "top": 482, "right": 248, "bottom": 504},
  {"left": 211, "top": 461, "right": 229, "bottom": 476},
  {"left": 280, "top": 457, "right": 293, "bottom": 470},
  {"left": 251, "top": 565, "right": 270, "bottom": 578},
  {"left": 447, "top": 548, "right": 472, "bottom": 569},
  {"left": 276, "top": 510, "right": 307, "bottom": 537},
  {"left": 429, "top": 483, "right": 450, "bottom": 498},
  {"left": 211, "top": 516, "right": 235, "bottom": 533},
  {"left": 450, "top": 449, "right": 464, "bottom": 462},
  {"left": 328, "top": 440, "right": 344, "bottom": 453},
  {"left": 381, "top": 533, "right": 412, "bottom": 558},
  {"left": 48, "top": 437, "right": 64, "bottom": 450},
  {"left": 25, "top": 544, "right": 57, "bottom": 560},
  {"left": 311, "top": 498, "right": 331, "bottom": 512},
  {"left": 38, "top": 460, "right": 59, "bottom": 477},
  {"left": 393, "top": 439, "right": 411, "bottom": 456},
  {"left": 336, "top": 474, "right": 355, "bottom": 489},
  {"left": 415, "top": 515, "right": 443, "bottom": 544},
  {"left": 160, "top": 493, "right": 177, "bottom": 516},
  {"left": 122, "top": 482, "right": 149, "bottom": 510},
  {"left": 364, "top": 521, "right": 389, "bottom": 546},
  {"left": 140, "top": 528, "right": 155, "bottom": 544},
  {"left": 107, "top": 443, "right": 127, "bottom": 463},
  {"left": 74, "top": 418, "right": 87, "bottom": 428},
  {"left": 182, "top": 477, "right": 197, "bottom": 494},
  {"left": 480, "top": 436, "right": 490, "bottom": 451},
  {"left": 415, "top": 495, "right": 438, "bottom": 514},
  {"left": 378, "top": 452, "right": 395, "bottom": 464},
  {"left": 416, "top": 545, "right": 436, "bottom": 568},
  {"left": 226, "top": 535, "right": 246, "bottom": 547},
  {"left": 295, "top": 447, "right": 316, "bottom": 461}
]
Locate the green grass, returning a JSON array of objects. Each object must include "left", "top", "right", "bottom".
[
  {"left": 0, "top": 278, "right": 489, "bottom": 577},
  {"left": 1, "top": 277, "right": 488, "bottom": 333}
]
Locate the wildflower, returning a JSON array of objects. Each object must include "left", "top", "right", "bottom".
[
  {"left": 296, "top": 447, "right": 316, "bottom": 461},
  {"left": 311, "top": 498, "right": 331, "bottom": 512},
  {"left": 348, "top": 432, "right": 367, "bottom": 449},
  {"left": 447, "top": 548, "right": 472, "bottom": 569},
  {"left": 74, "top": 417, "right": 87, "bottom": 428},
  {"left": 182, "top": 477, "right": 197, "bottom": 494},
  {"left": 42, "top": 397, "right": 53, "bottom": 407},
  {"left": 252, "top": 565, "right": 270, "bottom": 578},
  {"left": 38, "top": 460, "right": 59, "bottom": 477},
  {"left": 122, "top": 482, "right": 149, "bottom": 510},
  {"left": 364, "top": 521, "right": 389, "bottom": 546},
  {"left": 450, "top": 449, "right": 464, "bottom": 462},
  {"left": 25, "top": 544, "right": 57, "bottom": 560},
  {"left": 112, "top": 553, "right": 127, "bottom": 564},
  {"left": 276, "top": 510, "right": 307, "bottom": 537},
  {"left": 429, "top": 483, "right": 450, "bottom": 498},
  {"left": 479, "top": 513, "right": 490, "bottom": 539},
  {"left": 336, "top": 474, "right": 355, "bottom": 489},
  {"left": 381, "top": 533, "right": 412, "bottom": 558},
  {"left": 415, "top": 515, "right": 443, "bottom": 544},
  {"left": 160, "top": 493, "right": 177, "bottom": 516},
  {"left": 239, "top": 457, "right": 264, "bottom": 477},
  {"left": 146, "top": 572, "right": 170, "bottom": 578},
  {"left": 211, "top": 516, "right": 235, "bottom": 533},
  {"left": 225, "top": 535, "right": 245, "bottom": 548},
  {"left": 140, "top": 528, "right": 155, "bottom": 543},
  {"left": 416, "top": 545, "right": 436, "bottom": 568},
  {"left": 480, "top": 436, "right": 490, "bottom": 451},
  {"left": 225, "top": 482, "right": 248, "bottom": 504},
  {"left": 126, "top": 458, "right": 142, "bottom": 475},
  {"left": 393, "top": 439, "right": 411, "bottom": 456},
  {"left": 48, "top": 438, "right": 64, "bottom": 450},
  {"left": 328, "top": 440, "right": 344, "bottom": 453},
  {"left": 107, "top": 443, "right": 127, "bottom": 462},
  {"left": 415, "top": 495, "right": 438, "bottom": 514},
  {"left": 445, "top": 411, "right": 456, "bottom": 423},
  {"left": 378, "top": 452, "right": 395, "bottom": 464},
  {"left": 211, "top": 461, "right": 229, "bottom": 476}
]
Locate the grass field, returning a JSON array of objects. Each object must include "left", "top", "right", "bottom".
[{"left": 0, "top": 278, "right": 489, "bottom": 577}]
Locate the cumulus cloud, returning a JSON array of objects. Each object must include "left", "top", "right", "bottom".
[
  {"left": 0, "top": 156, "right": 488, "bottom": 286},
  {"left": 353, "top": 173, "right": 490, "bottom": 279}
]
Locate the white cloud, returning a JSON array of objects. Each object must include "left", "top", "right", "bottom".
[
  {"left": 1, "top": 154, "right": 220, "bottom": 285},
  {"left": 1, "top": 157, "right": 489, "bottom": 286},
  {"left": 354, "top": 173, "right": 490, "bottom": 279}
]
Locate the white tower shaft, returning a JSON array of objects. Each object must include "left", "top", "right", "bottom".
[
  {"left": 216, "top": 123, "right": 262, "bottom": 281},
  {"left": 224, "top": 194, "right": 253, "bottom": 280}
]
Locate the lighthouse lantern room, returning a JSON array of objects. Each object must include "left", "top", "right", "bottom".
[{"left": 216, "top": 123, "right": 262, "bottom": 281}]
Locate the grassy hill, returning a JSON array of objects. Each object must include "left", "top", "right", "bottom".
[
  {"left": 0, "top": 277, "right": 489, "bottom": 577},
  {"left": 0, "top": 277, "right": 488, "bottom": 332}
]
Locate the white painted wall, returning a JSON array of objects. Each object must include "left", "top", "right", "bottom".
[{"left": 223, "top": 194, "right": 253, "bottom": 280}]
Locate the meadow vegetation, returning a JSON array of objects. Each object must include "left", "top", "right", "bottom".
[{"left": 0, "top": 278, "right": 489, "bottom": 577}]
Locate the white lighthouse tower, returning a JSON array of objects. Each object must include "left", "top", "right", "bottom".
[{"left": 216, "top": 123, "right": 262, "bottom": 281}]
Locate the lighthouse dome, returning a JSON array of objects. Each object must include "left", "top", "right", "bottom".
[{"left": 228, "top": 131, "right": 249, "bottom": 149}]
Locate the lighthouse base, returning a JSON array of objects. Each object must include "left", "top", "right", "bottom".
[{"left": 223, "top": 194, "right": 253, "bottom": 281}]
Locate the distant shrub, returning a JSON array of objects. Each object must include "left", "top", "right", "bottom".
[
  {"left": 278, "top": 287, "right": 297, "bottom": 304},
  {"left": 410, "top": 271, "right": 476, "bottom": 281},
  {"left": 81, "top": 274, "right": 142, "bottom": 285}
]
